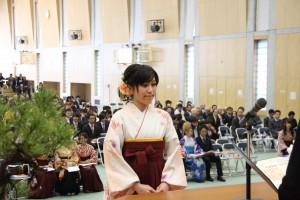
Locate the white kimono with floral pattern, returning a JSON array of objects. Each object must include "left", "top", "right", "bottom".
[{"left": 103, "top": 102, "right": 187, "bottom": 199}]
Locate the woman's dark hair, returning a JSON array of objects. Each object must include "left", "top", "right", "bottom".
[
  {"left": 283, "top": 120, "right": 294, "bottom": 136},
  {"left": 79, "top": 132, "right": 88, "bottom": 139},
  {"left": 123, "top": 64, "right": 159, "bottom": 88}
]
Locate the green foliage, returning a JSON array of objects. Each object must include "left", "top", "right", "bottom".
[{"left": 0, "top": 89, "right": 74, "bottom": 160}]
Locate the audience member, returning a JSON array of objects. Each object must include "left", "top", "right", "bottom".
[
  {"left": 180, "top": 122, "right": 206, "bottom": 183},
  {"left": 196, "top": 125, "right": 225, "bottom": 182},
  {"left": 263, "top": 109, "right": 275, "bottom": 127},
  {"left": 277, "top": 120, "right": 295, "bottom": 156},
  {"left": 76, "top": 133, "right": 104, "bottom": 193}
]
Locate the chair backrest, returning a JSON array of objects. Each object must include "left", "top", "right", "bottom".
[
  {"left": 253, "top": 125, "right": 262, "bottom": 129},
  {"left": 236, "top": 128, "right": 247, "bottom": 140},
  {"left": 97, "top": 137, "right": 105, "bottom": 145},
  {"left": 237, "top": 142, "right": 247, "bottom": 151},
  {"left": 96, "top": 137, "right": 105, "bottom": 150},
  {"left": 222, "top": 143, "right": 235, "bottom": 150},
  {"left": 216, "top": 138, "right": 230, "bottom": 145},
  {"left": 212, "top": 144, "right": 222, "bottom": 151},
  {"left": 218, "top": 126, "right": 230, "bottom": 137},
  {"left": 258, "top": 127, "right": 269, "bottom": 135},
  {"left": 100, "top": 132, "right": 106, "bottom": 137},
  {"left": 211, "top": 139, "right": 216, "bottom": 144}
]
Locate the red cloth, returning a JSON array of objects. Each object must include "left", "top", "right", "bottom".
[
  {"left": 29, "top": 170, "right": 57, "bottom": 199},
  {"left": 122, "top": 141, "right": 165, "bottom": 189},
  {"left": 80, "top": 166, "right": 104, "bottom": 192}
]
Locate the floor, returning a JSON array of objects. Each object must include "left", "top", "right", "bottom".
[{"left": 23, "top": 149, "right": 278, "bottom": 200}]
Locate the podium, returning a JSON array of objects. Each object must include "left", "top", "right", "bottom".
[{"left": 118, "top": 182, "right": 278, "bottom": 200}]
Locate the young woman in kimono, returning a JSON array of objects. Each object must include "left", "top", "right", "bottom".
[
  {"left": 277, "top": 120, "right": 295, "bottom": 156},
  {"left": 180, "top": 121, "right": 206, "bottom": 183},
  {"left": 28, "top": 155, "right": 57, "bottom": 198},
  {"left": 76, "top": 132, "right": 104, "bottom": 192},
  {"left": 54, "top": 143, "right": 80, "bottom": 196},
  {"left": 103, "top": 64, "right": 187, "bottom": 199}
]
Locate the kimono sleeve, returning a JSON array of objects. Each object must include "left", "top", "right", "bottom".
[
  {"left": 161, "top": 115, "right": 187, "bottom": 190},
  {"left": 103, "top": 114, "right": 139, "bottom": 198}
]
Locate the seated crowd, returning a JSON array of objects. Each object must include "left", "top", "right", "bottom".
[
  {"left": 0, "top": 73, "right": 40, "bottom": 98},
  {"left": 2, "top": 79, "right": 298, "bottom": 197}
]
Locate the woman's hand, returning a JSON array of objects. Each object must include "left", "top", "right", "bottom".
[
  {"left": 156, "top": 182, "right": 169, "bottom": 193},
  {"left": 133, "top": 182, "right": 156, "bottom": 194}
]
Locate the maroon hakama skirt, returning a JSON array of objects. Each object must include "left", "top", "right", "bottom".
[
  {"left": 122, "top": 140, "right": 165, "bottom": 190},
  {"left": 79, "top": 166, "right": 104, "bottom": 192},
  {"left": 29, "top": 170, "right": 57, "bottom": 199}
]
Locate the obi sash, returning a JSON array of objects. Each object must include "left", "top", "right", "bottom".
[
  {"left": 80, "top": 156, "right": 90, "bottom": 162},
  {"left": 185, "top": 146, "right": 194, "bottom": 154},
  {"left": 122, "top": 138, "right": 165, "bottom": 190}
]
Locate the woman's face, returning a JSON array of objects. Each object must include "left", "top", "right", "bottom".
[
  {"left": 79, "top": 136, "right": 88, "bottom": 145},
  {"left": 185, "top": 127, "right": 193, "bottom": 137},
  {"left": 233, "top": 111, "right": 237, "bottom": 117},
  {"left": 285, "top": 122, "right": 291, "bottom": 130},
  {"left": 132, "top": 78, "right": 157, "bottom": 109}
]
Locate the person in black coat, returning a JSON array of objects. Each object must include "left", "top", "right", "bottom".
[
  {"left": 282, "top": 111, "right": 297, "bottom": 130},
  {"left": 82, "top": 114, "right": 101, "bottom": 149},
  {"left": 278, "top": 122, "right": 300, "bottom": 200},
  {"left": 97, "top": 112, "right": 109, "bottom": 133},
  {"left": 196, "top": 125, "right": 225, "bottom": 182}
]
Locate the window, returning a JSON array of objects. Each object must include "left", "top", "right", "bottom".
[
  {"left": 185, "top": 45, "right": 194, "bottom": 103},
  {"left": 254, "top": 40, "right": 268, "bottom": 102}
]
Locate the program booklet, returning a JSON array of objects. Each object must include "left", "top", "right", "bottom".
[{"left": 233, "top": 143, "right": 289, "bottom": 193}]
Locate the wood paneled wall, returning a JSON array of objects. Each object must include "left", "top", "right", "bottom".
[
  {"left": 275, "top": 33, "right": 300, "bottom": 117},
  {"left": 14, "top": 0, "right": 34, "bottom": 49},
  {"left": 150, "top": 43, "right": 180, "bottom": 104},
  {"left": 198, "top": 38, "right": 246, "bottom": 109},
  {"left": 65, "top": 0, "right": 91, "bottom": 45},
  {"left": 276, "top": 0, "right": 300, "bottom": 29},
  {"left": 0, "top": 0, "right": 11, "bottom": 50},
  {"left": 198, "top": 0, "right": 247, "bottom": 36},
  {"left": 37, "top": 0, "right": 60, "bottom": 48},
  {"left": 143, "top": 0, "right": 180, "bottom": 40},
  {"left": 100, "top": 0, "right": 130, "bottom": 43}
]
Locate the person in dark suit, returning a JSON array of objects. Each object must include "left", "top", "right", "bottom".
[
  {"left": 278, "top": 122, "right": 300, "bottom": 200},
  {"left": 97, "top": 112, "right": 109, "bottom": 133},
  {"left": 209, "top": 109, "right": 221, "bottom": 132},
  {"left": 72, "top": 113, "right": 83, "bottom": 137},
  {"left": 79, "top": 108, "right": 88, "bottom": 125},
  {"left": 205, "top": 119, "right": 219, "bottom": 141},
  {"left": 196, "top": 125, "right": 225, "bottom": 182},
  {"left": 82, "top": 114, "right": 101, "bottom": 149},
  {"left": 231, "top": 107, "right": 246, "bottom": 140},
  {"left": 223, "top": 107, "right": 234, "bottom": 127},
  {"left": 282, "top": 111, "right": 297, "bottom": 130},
  {"left": 73, "top": 95, "right": 82, "bottom": 109},
  {"left": 268, "top": 110, "right": 283, "bottom": 148},
  {"left": 184, "top": 104, "right": 193, "bottom": 120},
  {"left": 263, "top": 109, "right": 275, "bottom": 127},
  {"left": 268, "top": 110, "right": 283, "bottom": 139}
]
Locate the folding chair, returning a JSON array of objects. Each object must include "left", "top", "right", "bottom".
[
  {"left": 212, "top": 144, "right": 231, "bottom": 176},
  {"left": 216, "top": 138, "right": 230, "bottom": 145},
  {"left": 218, "top": 126, "right": 234, "bottom": 140},
  {"left": 251, "top": 127, "right": 265, "bottom": 152},
  {"left": 235, "top": 128, "right": 247, "bottom": 143},
  {"left": 96, "top": 137, "right": 105, "bottom": 166},
  {"left": 258, "top": 127, "right": 275, "bottom": 151},
  {"left": 222, "top": 143, "right": 245, "bottom": 175},
  {"left": 236, "top": 142, "right": 257, "bottom": 163}
]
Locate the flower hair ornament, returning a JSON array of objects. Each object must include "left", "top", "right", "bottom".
[{"left": 118, "top": 76, "right": 133, "bottom": 101}]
